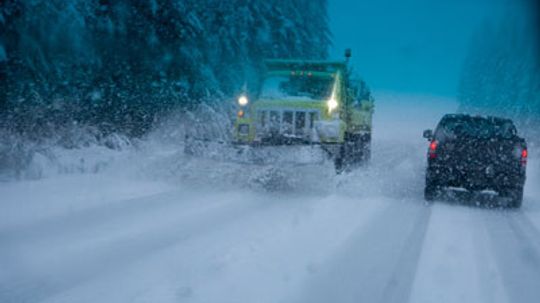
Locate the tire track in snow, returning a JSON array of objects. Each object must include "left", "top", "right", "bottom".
[
  {"left": 379, "top": 203, "right": 432, "bottom": 303},
  {"left": 482, "top": 210, "right": 540, "bottom": 303},
  {"left": 0, "top": 190, "right": 192, "bottom": 242},
  {"left": 0, "top": 189, "right": 236, "bottom": 288},
  {"left": 0, "top": 188, "right": 253, "bottom": 253},
  {"left": 468, "top": 207, "right": 509, "bottom": 303},
  {"left": 0, "top": 192, "right": 283, "bottom": 303},
  {"left": 293, "top": 199, "right": 431, "bottom": 303}
]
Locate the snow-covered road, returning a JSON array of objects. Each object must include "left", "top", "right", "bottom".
[{"left": 1, "top": 94, "right": 539, "bottom": 303}]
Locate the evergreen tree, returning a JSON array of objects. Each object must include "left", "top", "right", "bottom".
[
  {"left": 0, "top": 0, "right": 331, "bottom": 137},
  {"left": 458, "top": 12, "right": 540, "bottom": 140}
]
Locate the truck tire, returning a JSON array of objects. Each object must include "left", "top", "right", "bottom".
[
  {"left": 360, "top": 133, "right": 371, "bottom": 163},
  {"left": 334, "top": 133, "right": 372, "bottom": 173},
  {"left": 334, "top": 144, "right": 346, "bottom": 174}
]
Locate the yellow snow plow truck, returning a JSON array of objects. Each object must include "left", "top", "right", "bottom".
[{"left": 233, "top": 51, "right": 374, "bottom": 172}]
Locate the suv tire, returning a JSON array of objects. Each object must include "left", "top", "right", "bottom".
[
  {"left": 501, "top": 186, "right": 524, "bottom": 208},
  {"left": 424, "top": 180, "right": 440, "bottom": 202}
]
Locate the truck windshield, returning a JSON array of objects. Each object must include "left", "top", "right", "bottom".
[
  {"left": 436, "top": 117, "right": 517, "bottom": 140},
  {"left": 259, "top": 75, "right": 334, "bottom": 101}
]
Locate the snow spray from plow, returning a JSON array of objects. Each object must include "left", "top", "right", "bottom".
[{"left": 182, "top": 137, "right": 336, "bottom": 192}]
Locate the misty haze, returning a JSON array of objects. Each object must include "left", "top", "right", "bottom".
[{"left": 1, "top": 1, "right": 540, "bottom": 303}]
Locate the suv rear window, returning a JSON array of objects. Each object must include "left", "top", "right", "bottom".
[{"left": 436, "top": 116, "right": 516, "bottom": 140}]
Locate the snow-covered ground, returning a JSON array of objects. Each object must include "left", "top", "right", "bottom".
[{"left": 1, "top": 93, "right": 539, "bottom": 303}]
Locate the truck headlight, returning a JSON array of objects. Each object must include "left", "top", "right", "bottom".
[
  {"left": 327, "top": 98, "right": 338, "bottom": 113},
  {"left": 238, "top": 95, "right": 249, "bottom": 106}
]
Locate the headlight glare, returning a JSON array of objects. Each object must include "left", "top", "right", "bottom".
[
  {"left": 238, "top": 95, "right": 249, "bottom": 106},
  {"left": 327, "top": 98, "right": 338, "bottom": 112}
]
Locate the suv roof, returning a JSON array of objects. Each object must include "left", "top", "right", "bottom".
[
  {"left": 441, "top": 114, "right": 514, "bottom": 126},
  {"left": 438, "top": 114, "right": 517, "bottom": 139}
]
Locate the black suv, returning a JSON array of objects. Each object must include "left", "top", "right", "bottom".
[{"left": 423, "top": 114, "right": 528, "bottom": 207}]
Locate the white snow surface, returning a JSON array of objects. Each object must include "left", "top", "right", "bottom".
[{"left": 1, "top": 92, "right": 540, "bottom": 303}]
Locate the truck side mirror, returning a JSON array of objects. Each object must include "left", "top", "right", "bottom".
[
  {"left": 345, "top": 48, "right": 352, "bottom": 59},
  {"left": 423, "top": 129, "right": 434, "bottom": 140},
  {"left": 360, "top": 99, "right": 374, "bottom": 112}
]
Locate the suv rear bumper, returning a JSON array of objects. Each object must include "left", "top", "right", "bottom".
[{"left": 427, "top": 165, "right": 525, "bottom": 191}]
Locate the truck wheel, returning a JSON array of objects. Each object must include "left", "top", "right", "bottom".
[
  {"left": 340, "top": 133, "right": 370, "bottom": 169},
  {"left": 501, "top": 186, "right": 523, "bottom": 208},
  {"left": 334, "top": 144, "right": 346, "bottom": 174},
  {"left": 361, "top": 134, "right": 371, "bottom": 163}
]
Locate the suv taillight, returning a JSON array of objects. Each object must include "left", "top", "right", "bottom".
[
  {"left": 521, "top": 148, "right": 528, "bottom": 166},
  {"left": 429, "top": 140, "right": 438, "bottom": 159}
]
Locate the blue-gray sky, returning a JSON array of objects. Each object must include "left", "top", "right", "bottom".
[{"left": 329, "top": 0, "right": 520, "bottom": 97}]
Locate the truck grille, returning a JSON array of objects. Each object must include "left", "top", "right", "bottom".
[{"left": 256, "top": 110, "right": 320, "bottom": 139}]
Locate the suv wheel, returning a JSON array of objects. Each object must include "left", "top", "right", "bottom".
[
  {"left": 424, "top": 180, "right": 440, "bottom": 202},
  {"left": 501, "top": 186, "right": 524, "bottom": 208}
]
